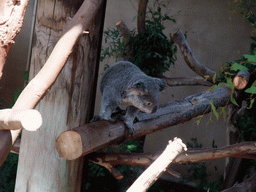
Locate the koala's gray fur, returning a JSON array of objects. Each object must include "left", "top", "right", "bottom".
[{"left": 95, "top": 61, "right": 167, "bottom": 134}]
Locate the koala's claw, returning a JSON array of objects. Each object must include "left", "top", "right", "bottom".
[
  {"left": 90, "top": 115, "right": 102, "bottom": 123},
  {"left": 127, "top": 125, "right": 135, "bottom": 135},
  {"left": 90, "top": 115, "right": 116, "bottom": 123}
]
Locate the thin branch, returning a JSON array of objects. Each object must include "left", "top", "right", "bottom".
[
  {"left": 159, "top": 75, "right": 213, "bottom": 87},
  {"left": 172, "top": 29, "right": 217, "bottom": 84},
  {"left": 87, "top": 141, "right": 256, "bottom": 168},
  {"left": 137, "top": 0, "right": 148, "bottom": 34},
  {"left": 10, "top": 138, "right": 20, "bottom": 154},
  {"left": 115, "top": 19, "right": 131, "bottom": 39},
  {"left": 115, "top": 19, "right": 132, "bottom": 59}
]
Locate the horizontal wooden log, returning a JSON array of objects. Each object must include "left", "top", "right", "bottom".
[
  {"left": 55, "top": 86, "right": 231, "bottom": 160},
  {"left": 0, "top": 109, "right": 42, "bottom": 131}
]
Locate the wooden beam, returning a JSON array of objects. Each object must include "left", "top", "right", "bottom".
[{"left": 55, "top": 86, "right": 231, "bottom": 160}]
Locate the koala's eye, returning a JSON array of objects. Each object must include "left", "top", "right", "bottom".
[{"left": 145, "top": 102, "right": 152, "bottom": 106}]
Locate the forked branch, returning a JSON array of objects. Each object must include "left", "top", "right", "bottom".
[{"left": 172, "top": 29, "right": 217, "bottom": 84}]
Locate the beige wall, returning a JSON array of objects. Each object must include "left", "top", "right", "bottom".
[{"left": 96, "top": 0, "right": 252, "bottom": 181}]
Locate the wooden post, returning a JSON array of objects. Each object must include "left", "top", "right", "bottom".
[{"left": 14, "top": 0, "right": 106, "bottom": 191}]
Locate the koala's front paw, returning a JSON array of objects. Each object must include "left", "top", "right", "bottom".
[
  {"left": 107, "top": 116, "right": 116, "bottom": 123},
  {"left": 120, "top": 116, "right": 135, "bottom": 135},
  {"left": 90, "top": 115, "right": 102, "bottom": 123},
  {"left": 127, "top": 124, "right": 135, "bottom": 135},
  {"left": 90, "top": 115, "right": 116, "bottom": 123}
]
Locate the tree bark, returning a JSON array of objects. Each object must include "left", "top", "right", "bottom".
[
  {"left": 221, "top": 173, "right": 256, "bottom": 192},
  {"left": 13, "top": 0, "right": 106, "bottom": 191},
  {"left": 137, "top": 0, "right": 148, "bottom": 34}
]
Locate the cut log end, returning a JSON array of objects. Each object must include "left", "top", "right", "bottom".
[
  {"left": 55, "top": 130, "right": 83, "bottom": 160},
  {"left": 115, "top": 19, "right": 123, "bottom": 26},
  {"left": 20, "top": 110, "right": 42, "bottom": 131},
  {"left": 233, "top": 76, "right": 248, "bottom": 90},
  {"left": 0, "top": 109, "right": 42, "bottom": 131},
  {"left": 233, "top": 70, "right": 249, "bottom": 90}
]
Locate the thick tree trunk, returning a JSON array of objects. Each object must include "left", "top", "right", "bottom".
[{"left": 14, "top": 0, "right": 106, "bottom": 191}]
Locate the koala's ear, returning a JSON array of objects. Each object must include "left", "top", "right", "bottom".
[
  {"left": 133, "top": 82, "right": 146, "bottom": 90},
  {"left": 156, "top": 79, "right": 167, "bottom": 92},
  {"left": 127, "top": 87, "right": 147, "bottom": 96}
]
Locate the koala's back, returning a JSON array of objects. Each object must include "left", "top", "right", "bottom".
[{"left": 100, "top": 61, "right": 146, "bottom": 94}]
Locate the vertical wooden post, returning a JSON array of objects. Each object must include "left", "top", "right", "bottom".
[{"left": 15, "top": 0, "right": 106, "bottom": 191}]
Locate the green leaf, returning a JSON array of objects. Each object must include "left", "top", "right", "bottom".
[
  {"left": 226, "top": 78, "right": 235, "bottom": 90},
  {"left": 244, "top": 54, "right": 256, "bottom": 62},
  {"left": 231, "top": 63, "right": 249, "bottom": 71},
  {"left": 23, "top": 71, "right": 29, "bottom": 82},
  {"left": 212, "top": 73, "right": 217, "bottom": 84},
  {"left": 195, "top": 115, "right": 204, "bottom": 125},
  {"left": 210, "top": 99, "right": 219, "bottom": 120},
  {"left": 127, "top": 144, "right": 137, "bottom": 151},
  {"left": 247, "top": 98, "right": 255, "bottom": 109},
  {"left": 220, "top": 107, "right": 227, "bottom": 120},
  {"left": 245, "top": 86, "right": 256, "bottom": 94},
  {"left": 208, "top": 84, "right": 218, "bottom": 92},
  {"left": 218, "top": 82, "right": 228, "bottom": 87},
  {"left": 231, "top": 94, "right": 239, "bottom": 106}
]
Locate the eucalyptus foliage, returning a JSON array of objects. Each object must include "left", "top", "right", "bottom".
[{"left": 101, "top": 0, "right": 177, "bottom": 77}]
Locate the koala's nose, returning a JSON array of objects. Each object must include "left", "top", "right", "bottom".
[{"left": 151, "top": 106, "right": 157, "bottom": 113}]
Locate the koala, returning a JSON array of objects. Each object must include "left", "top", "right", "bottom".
[{"left": 94, "top": 61, "right": 167, "bottom": 134}]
